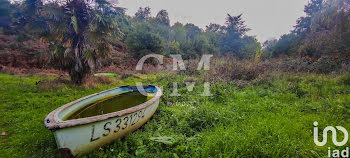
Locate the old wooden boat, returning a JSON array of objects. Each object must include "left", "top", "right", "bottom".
[{"left": 44, "top": 85, "right": 162, "bottom": 157}]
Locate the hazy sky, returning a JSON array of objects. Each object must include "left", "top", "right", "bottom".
[{"left": 117, "top": 0, "right": 309, "bottom": 42}]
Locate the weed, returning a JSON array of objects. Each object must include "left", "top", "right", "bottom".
[{"left": 1, "top": 73, "right": 350, "bottom": 157}]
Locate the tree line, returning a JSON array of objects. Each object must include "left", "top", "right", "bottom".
[
  {"left": 263, "top": 0, "right": 350, "bottom": 59},
  {"left": 0, "top": 0, "right": 349, "bottom": 83}
]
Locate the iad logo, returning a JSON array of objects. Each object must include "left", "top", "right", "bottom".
[
  {"left": 313, "top": 121, "right": 349, "bottom": 157},
  {"left": 313, "top": 121, "right": 348, "bottom": 146}
]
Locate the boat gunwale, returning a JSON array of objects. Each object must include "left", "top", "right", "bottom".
[{"left": 44, "top": 85, "right": 162, "bottom": 130}]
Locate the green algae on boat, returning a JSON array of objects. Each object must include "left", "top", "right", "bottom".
[{"left": 66, "top": 92, "right": 154, "bottom": 120}]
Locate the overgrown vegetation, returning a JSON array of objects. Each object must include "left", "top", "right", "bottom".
[
  {"left": 1, "top": 0, "right": 350, "bottom": 157},
  {"left": 264, "top": 0, "right": 350, "bottom": 59},
  {"left": 1, "top": 72, "right": 350, "bottom": 157},
  {"left": 1, "top": 0, "right": 349, "bottom": 83},
  {"left": 0, "top": 0, "right": 263, "bottom": 83}
]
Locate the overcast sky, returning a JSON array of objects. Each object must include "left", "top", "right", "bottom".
[{"left": 117, "top": 0, "right": 309, "bottom": 42}]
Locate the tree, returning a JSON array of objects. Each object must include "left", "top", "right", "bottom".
[
  {"left": 41, "top": 0, "right": 122, "bottom": 84},
  {"left": 169, "top": 41, "right": 180, "bottom": 54},
  {"left": 0, "top": 0, "right": 13, "bottom": 31},
  {"left": 293, "top": 0, "right": 323, "bottom": 35},
  {"left": 220, "top": 14, "right": 251, "bottom": 57},
  {"left": 12, "top": 0, "right": 48, "bottom": 40},
  {"left": 239, "top": 36, "right": 261, "bottom": 58},
  {"left": 184, "top": 23, "right": 201, "bottom": 40},
  {"left": 290, "top": 0, "right": 350, "bottom": 58},
  {"left": 222, "top": 14, "right": 250, "bottom": 36},
  {"left": 193, "top": 34, "right": 210, "bottom": 56},
  {"left": 294, "top": 17, "right": 311, "bottom": 35},
  {"left": 155, "top": 9, "right": 170, "bottom": 26},
  {"left": 273, "top": 34, "right": 299, "bottom": 57},
  {"left": 114, "top": 7, "right": 127, "bottom": 16},
  {"left": 170, "top": 22, "right": 186, "bottom": 43},
  {"left": 262, "top": 39, "right": 278, "bottom": 58},
  {"left": 149, "top": 10, "right": 171, "bottom": 41},
  {"left": 304, "top": 0, "right": 323, "bottom": 16},
  {"left": 135, "top": 7, "right": 151, "bottom": 22},
  {"left": 125, "top": 23, "right": 164, "bottom": 59},
  {"left": 205, "top": 23, "right": 222, "bottom": 33},
  {"left": 203, "top": 31, "right": 221, "bottom": 54}
]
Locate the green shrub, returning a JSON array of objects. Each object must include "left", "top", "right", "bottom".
[
  {"left": 337, "top": 73, "right": 350, "bottom": 86},
  {"left": 312, "top": 56, "right": 342, "bottom": 74}
]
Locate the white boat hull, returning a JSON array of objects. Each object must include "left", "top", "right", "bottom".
[
  {"left": 54, "top": 100, "right": 159, "bottom": 156},
  {"left": 44, "top": 85, "right": 162, "bottom": 157}
]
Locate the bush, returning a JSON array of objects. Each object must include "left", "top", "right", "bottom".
[
  {"left": 312, "top": 56, "right": 342, "bottom": 74},
  {"left": 272, "top": 56, "right": 346, "bottom": 74},
  {"left": 204, "top": 58, "right": 268, "bottom": 83},
  {"left": 337, "top": 74, "right": 350, "bottom": 86}
]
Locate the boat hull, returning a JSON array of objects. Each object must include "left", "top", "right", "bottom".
[
  {"left": 54, "top": 100, "right": 159, "bottom": 156},
  {"left": 44, "top": 85, "right": 162, "bottom": 157}
]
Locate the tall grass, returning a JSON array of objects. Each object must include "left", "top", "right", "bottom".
[{"left": 0, "top": 72, "right": 350, "bottom": 157}]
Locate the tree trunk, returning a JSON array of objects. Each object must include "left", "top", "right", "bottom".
[
  {"left": 69, "top": 40, "right": 91, "bottom": 85},
  {"left": 69, "top": 68, "right": 85, "bottom": 85}
]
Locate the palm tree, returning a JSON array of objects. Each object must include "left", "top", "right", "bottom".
[{"left": 40, "top": 0, "right": 122, "bottom": 84}]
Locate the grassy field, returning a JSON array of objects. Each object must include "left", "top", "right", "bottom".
[{"left": 1, "top": 72, "right": 350, "bottom": 157}]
